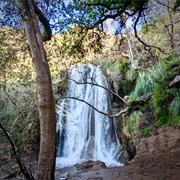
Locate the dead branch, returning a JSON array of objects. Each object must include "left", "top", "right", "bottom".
[
  {"left": 68, "top": 77, "right": 127, "bottom": 105},
  {"left": 57, "top": 96, "right": 129, "bottom": 118},
  {"left": 133, "top": 7, "right": 165, "bottom": 53},
  {"left": 166, "top": 19, "right": 180, "bottom": 26},
  {"left": 0, "top": 123, "right": 34, "bottom": 180}
]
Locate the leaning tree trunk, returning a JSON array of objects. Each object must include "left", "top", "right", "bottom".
[{"left": 17, "top": 0, "right": 56, "bottom": 179}]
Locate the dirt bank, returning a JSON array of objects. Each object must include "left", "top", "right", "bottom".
[{"left": 64, "top": 126, "right": 180, "bottom": 180}]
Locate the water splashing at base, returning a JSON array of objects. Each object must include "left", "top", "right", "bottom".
[{"left": 56, "top": 64, "right": 123, "bottom": 169}]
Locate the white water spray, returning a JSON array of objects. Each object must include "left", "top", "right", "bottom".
[{"left": 56, "top": 64, "right": 123, "bottom": 169}]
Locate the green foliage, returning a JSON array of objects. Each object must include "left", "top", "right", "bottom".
[
  {"left": 118, "top": 60, "right": 129, "bottom": 74},
  {"left": 123, "top": 110, "right": 143, "bottom": 139},
  {"left": 129, "top": 71, "right": 154, "bottom": 99},
  {"left": 143, "top": 127, "right": 151, "bottom": 137},
  {"left": 151, "top": 57, "right": 180, "bottom": 126},
  {"left": 129, "top": 64, "right": 167, "bottom": 100},
  {"left": 142, "top": 0, "right": 180, "bottom": 57},
  {"left": 104, "top": 60, "right": 129, "bottom": 73},
  {"left": 168, "top": 90, "right": 180, "bottom": 126},
  {"left": 0, "top": 82, "right": 39, "bottom": 154},
  {"left": 152, "top": 82, "right": 169, "bottom": 126},
  {"left": 128, "top": 56, "right": 180, "bottom": 127},
  {"left": 126, "top": 69, "right": 138, "bottom": 82}
]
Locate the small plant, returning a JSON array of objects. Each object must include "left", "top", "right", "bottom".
[
  {"left": 168, "top": 90, "right": 180, "bottom": 126},
  {"left": 123, "top": 110, "right": 143, "bottom": 139},
  {"left": 169, "top": 96, "right": 180, "bottom": 117},
  {"left": 143, "top": 127, "right": 151, "bottom": 137},
  {"left": 129, "top": 71, "right": 154, "bottom": 99},
  {"left": 152, "top": 82, "right": 169, "bottom": 126},
  {"left": 129, "top": 63, "right": 167, "bottom": 100},
  {"left": 126, "top": 68, "right": 138, "bottom": 82},
  {"left": 118, "top": 60, "right": 129, "bottom": 73}
]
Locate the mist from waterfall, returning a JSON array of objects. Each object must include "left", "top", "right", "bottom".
[{"left": 56, "top": 64, "right": 123, "bottom": 169}]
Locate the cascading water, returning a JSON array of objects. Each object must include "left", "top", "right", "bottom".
[{"left": 56, "top": 64, "right": 123, "bottom": 169}]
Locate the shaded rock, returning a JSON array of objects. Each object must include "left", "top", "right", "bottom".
[
  {"left": 59, "top": 172, "right": 69, "bottom": 180},
  {"left": 169, "top": 75, "right": 180, "bottom": 87}
]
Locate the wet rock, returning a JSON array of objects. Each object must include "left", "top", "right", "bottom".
[
  {"left": 59, "top": 172, "right": 69, "bottom": 180},
  {"left": 76, "top": 160, "right": 106, "bottom": 171}
]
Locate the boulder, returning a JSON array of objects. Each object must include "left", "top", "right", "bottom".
[{"left": 76, "top": 160, "right": 106, "bottom": 171}]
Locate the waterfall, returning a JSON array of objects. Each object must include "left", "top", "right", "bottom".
[{"left": 56, "top": 64, "right": 123, "bottom": 169}]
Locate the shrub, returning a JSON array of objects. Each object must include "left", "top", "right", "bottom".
[
  {"left": 129, "top": 63, "right": 167, "bottom": 100},
  {"left": 152, "top": 82, "right": 169, "bottom": 126},
  {"left": 0, "top": 82, "right": 39, "bottom": 154},
  {"left": 129, "top": 71, "right": 154, "bottom": 99},
  {"left": 123, "top": 110, "right": 143, "bottom": 139},
  {"left": 118, "top": 60, "right": 129, "bottom": 74},
  {"left": 126, "top": 69, "right": 138, "bottom": 82},
  {"left": 143, "top": 127, "right": 151, "bottom": 137},
  {"left": 168, "top": 90, "right": 180, "bottom": 126}
]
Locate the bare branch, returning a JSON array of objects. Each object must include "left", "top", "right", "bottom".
[
  {"left": 56, "top": 96, "right": 129, "bottom": 118},
  {"left": 0, "top": 123, "right": 34, "bottom": 180},
  {"left": 155, "top": 0, "right": 175, "bottom": 10},
  {"left": 166, "top": 19, "right": 180, "bottom": 26},
  {"left": 68, "top": 77, "right": 127, "bottom": 105},
  {"left": 94, "top": 6, "right": 128, "bottom": 27},
  {"left": 133, "top": 7, "right": 165, "bottom": 53}
]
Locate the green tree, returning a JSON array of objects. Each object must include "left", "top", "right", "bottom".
[{"left": 142, "top": 0, "right": 180, "bottom": 58}]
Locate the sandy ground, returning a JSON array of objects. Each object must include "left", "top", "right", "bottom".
[{"left": 57, "top": 127, "right": 180, "bottom": 180}]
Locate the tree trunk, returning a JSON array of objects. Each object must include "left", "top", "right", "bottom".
[{"left": 17, "top": 0, "right": 56, "bottom": 179}]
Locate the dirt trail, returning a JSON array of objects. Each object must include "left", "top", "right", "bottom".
[{"left": 64, "top": 127, "right": 180, "bottom": 180}]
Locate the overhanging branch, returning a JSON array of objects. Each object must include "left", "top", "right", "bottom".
[
  {"left": 33, "top": 1, "right": 52, "bottom": 41},
  {"left": 68, "top": 77, "right": 127, "bottom": 105},
  {"left": 133, "top": 7, "right": 165, "bottom": 53},
  {"left": 56, "top": 96, "right": 129, "bottom": 118}
]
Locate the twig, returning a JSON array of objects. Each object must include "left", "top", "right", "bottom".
[
  {"left": 68, "top": 77, "right": 127, "bottom": 105},
  {"left": 133, "top": 8, "right": 165, "bottom": 53}
]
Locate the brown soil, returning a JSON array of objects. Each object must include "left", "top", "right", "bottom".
[
  {"left": 1, "top": 127, "right": 180, "bottom": 179},
  {"left": 65, "top": 126, "right": 180, "bottom": 180}
]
